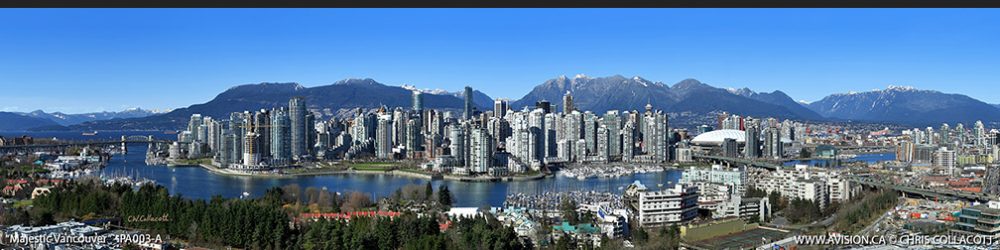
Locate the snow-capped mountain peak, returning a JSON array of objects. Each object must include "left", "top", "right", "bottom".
[
  {"left": 886, "top": 85, "right": 917, "bottom": 91},
  {"left": 400, "top": 84, "right": 451, "bottom": 95}
]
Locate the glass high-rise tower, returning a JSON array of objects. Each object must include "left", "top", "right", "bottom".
[
  {"left": 270, "top": 107, "right": 291, "bottom": 165},
  {"left": 289, "top": 97, "right": 307, "bottom": 160},
  {"left": 463, "top": 86, "right": 473, "bottom": 120}
]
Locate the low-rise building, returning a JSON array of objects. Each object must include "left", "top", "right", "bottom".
[
  {"left": 953, "top": 201, "right": 1000, "bottom": 236},
  {"left": 551, "top": 222, "right": 602, "bottom": 247},
  {"left": 627, "top": 182, "right": 699, "bottom": 227}
]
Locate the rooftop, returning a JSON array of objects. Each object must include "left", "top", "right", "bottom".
[{"left": 691, "top": 129, "right": 746, "bottom": 146}]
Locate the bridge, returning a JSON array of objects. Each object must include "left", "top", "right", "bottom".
[
  {"left": 849, "top": 176, "right": 997, "bottom": 202},
  {"left": 0, "top": 135, "right": 182, "bottom": 154},
  {"left": 691, "top": 154, "right": 784, "bottom": 171}
]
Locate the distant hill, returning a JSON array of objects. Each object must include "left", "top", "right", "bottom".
[
  {"left": 53, "top": 76, "right": 1000, "bottom": 131},
  {"left": 807, "top": 86, "right": 1000, "bottom": 126},
  {"left": 511, "top": 74, "right": 672, "bottom": 113},
  {"left": 19, "top": 108, "right": 160, "bottom": 126},
  {"left": 0, "top": 112, "right": 64, "bottom": 131},
  {"left": 727, "top": 88, "right": 824, "bottom": 120},
  {"left": 71, "top": 78, "right": 492, "bottom": 130},
  {"left": 511, "top": 75, "right": 821, "bottom": 121},
  {"left": 401, "top": 84, "right": 495, "bottom": 110}
]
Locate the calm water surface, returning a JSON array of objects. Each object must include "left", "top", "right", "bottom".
[{"left": 3, "top": 131, "right": 681, "bottom": 207}]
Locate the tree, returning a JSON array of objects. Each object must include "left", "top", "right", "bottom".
[
  {"left": 560, "top": 197, "right": 579, "bottom": 224},
  {"left": 30, "top": 209, "right": 55, "bottom": 226},
  {"left": 632, "top": 227, "right": 648, "bottom": 244},
  {"left": 341, "top": 192, "right": 373, "bottom": 212},
  {"left": 438, "top": 185, "right": 452, "bottom": 208},
  {"left": 799, "top": 148, "right": 811, "bottom": 158},
  {"left": 554, "top": 233, "right": 572, "bottom": 250},
  {"left": 425, "top": 182, "right": 434, "bottom": 202},
  {"left": 768, "top": 191, "right": 785, "bottom": 212},
  {"left": 746, "top": 186, "right": 768, "bottom": 198}
]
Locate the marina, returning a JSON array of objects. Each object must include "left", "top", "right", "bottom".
[{"left": 559, "top": 164, "right": 667, "bottom": 180}]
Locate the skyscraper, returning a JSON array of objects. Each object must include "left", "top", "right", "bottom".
[
  {"left": 528, "top": 108, "right": 546, "bottom": 163},
  {"left": 622, "top": 121, "right": 636, "bottom": 162},
  {"left": 448, "top": 123, "right": 466, "bottom": 165},
  {"left": 375, "top": 114, "right": 393, "bottom": 159},
  {"left": 463, "top": 86, "right": 473, "bottom": 120},
  {"left": 469, "top": 127, "right": 493, "bottom": 173},
  {"left": 412, "top": 91, "right": 424, "bottom": 112},
  {"left": 406, "top": 118, "right": 422, "bottom": 158},
  {"left": 597, "top": 126, "right": 610, "bottom": 162},
  {"left": 763, "top": 124, "right": 782, "bottom": 159},
  {"left": 228, "top": 112, "right": 247, "bottom": 166},
  {"left": 254, "top": 109, "right": 271, "bottom": 160},
  {"left": 940, "top": 123, "right": 951, "bottom": 145},
  {"left": 494, "top": 98, "right": 509, "bottom": 118},
  {"left": 188, "top": 114, "right": 203, "bottom": 142},
  {"left": 934, "top": 147, "right": 956, "bottom": 175},
  {"left": 744, "top": 118, "right": 761, "bottom": 159},
  {"left": 535, "top": 100, "right": 551, "bottom": 114},
  {"left": 562, "top": 91, "right": 574, "bottom": 114},
  {"left": 642, "top": 111, "right": 669, "bottom": 162},
  {"left": 242, "top": 131, "right": 260, "bottom": 167},
  {"left": 305, "top": 113, "right": 316, "bottom": 156},
  {"left": 603, "top": 111, "right": 622, "bottom": 157},
  {"left": 975, "top": 120, "right": 987, "bottom": 148},
  {"left": 270, "top": 107, "right": 291, "bottom": 165},
  {"left": 289, "top": 97, "right": 307, "bottom": 160},
  {"left": 544, "top": 113, "right": 558, "bottom": 159},
  {"left": 723, "top": 138, "right": 739, "bottom": 158},
  {"left": 584, "top": 112, "right": 598, "bottom": 154}
]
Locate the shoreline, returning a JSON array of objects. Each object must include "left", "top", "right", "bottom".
[{"left": 168, "top": 160, "right": 551, "bottom": 182}]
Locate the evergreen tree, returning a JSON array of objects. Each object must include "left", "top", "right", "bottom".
[
  {"left": 438, "top": 185, "right": 453, "bottom": 208},
  {"left": 425, "top": 182, "right": 434, "bottom": 201}
]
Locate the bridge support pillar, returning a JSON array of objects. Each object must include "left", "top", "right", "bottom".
[{"left": 121, "top": 135, "right": 128, "bottom": 154}]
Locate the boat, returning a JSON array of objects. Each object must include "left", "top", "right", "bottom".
[
  {"left": 163, "top": 130, "right": 178, "bottom": 135},
  {"left": 82, "top": 131, "right": 98, "bottom": 136}
]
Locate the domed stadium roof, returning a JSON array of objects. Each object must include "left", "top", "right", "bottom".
[{"left": 690, "top": 129, "right": 745, "bottom": 146}]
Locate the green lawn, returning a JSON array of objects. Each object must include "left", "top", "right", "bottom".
[
  {"left": 350, "top": 162, "right": 396, "bottom": 171},
  {"left": 13, "top": 199, "right": 32, "bottom": 209},
  {"left": 176, "top": 157, "right": 212, "bottom": 166},
  {"left": 683, "top": 219, "right": 756, "bottom": 242}
]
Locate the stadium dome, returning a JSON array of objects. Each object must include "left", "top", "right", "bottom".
[{"left": 690, "top": 129, "right": 746, "bottom": 146}]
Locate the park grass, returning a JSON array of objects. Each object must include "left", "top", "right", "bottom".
[
  {"left": 682, "top": 219, "right": 756, "bottom": 242},
  {"left": 13, "top": 199, "right": 32, "bottom": 209},
  {"left": 175, "top": 157, "right": 212, "bottom": 166},
  {"left": 350, "top": 162, "right": 397, "bottom": 171}
]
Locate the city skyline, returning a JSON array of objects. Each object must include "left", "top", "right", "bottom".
[{"left": 2, "top": 9, "right": 1000, "bottom": 113}]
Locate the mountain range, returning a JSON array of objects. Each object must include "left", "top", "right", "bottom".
[
  {"left": 0, "top": 112, "right": 64, "bottom": 131},
  {"left": 71, "top": 78, "right": 494, "bottom": 130},
  {"left": 0, "top": 108, "right": 161, "bottom": 131},
  {"left": 18, "top": 108, "right": 161, "bottom": 126},
  {"left": 510, "top": 75, "right": 824, "bottom": 121},
  {"left": 806, "top": 86, "right": 1000, "bottom": 126},
  {"left": 6, "top": 75, "right": 995, "bottom": 131}
]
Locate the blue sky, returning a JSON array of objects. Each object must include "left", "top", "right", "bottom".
[{"left": 2, "top": 8, "right": 999, "bottom": 113}]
